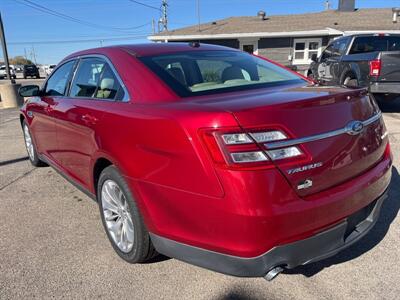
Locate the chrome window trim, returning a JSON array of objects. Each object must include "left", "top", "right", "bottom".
[
  {"left": 264, "top": 112, "right": 382, "bottom": 150},
  {"left": 67, "top": 54, "right": 130, "bottom": 102}
]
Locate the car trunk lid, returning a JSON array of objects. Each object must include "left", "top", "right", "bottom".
[{"left": 192, "top": 84, "right": 386, "bottom": 197}]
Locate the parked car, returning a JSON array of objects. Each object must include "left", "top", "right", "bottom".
[
  {"left": 45, "top": 64, "right": 56, "bottom": 76},
  {"left": 0, "top": 65, "right": 17, "bottom": 79},
  {"left": 23, "top": 64, "right": 40, "bottom": 79},
  {"left": 18, "top": 43, "right": 392, "bottom": 281},
  {"left": 308, "top": 33, "right": 400, "bottom": 101}
]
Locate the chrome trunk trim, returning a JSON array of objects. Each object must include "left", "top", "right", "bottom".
[{"left": 264, "top": 112, "right": 382, "bottom": 150}]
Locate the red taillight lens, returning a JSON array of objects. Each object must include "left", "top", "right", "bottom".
[
  {"left": 200, "top": 128, "right": 305, "bottom": 169},
  {"left": 384, "top": 141, "right": 392, "bottom": 160},
  {"left": 369, "top": 59, "right": 381, "bottom": 77}
]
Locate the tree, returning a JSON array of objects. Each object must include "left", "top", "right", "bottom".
[{"left": 9, "top": 56, "right": 33, "bottom": 65}]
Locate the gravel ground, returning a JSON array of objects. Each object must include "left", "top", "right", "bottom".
[{"left": 0, "top": 100, "right": 399, "bottom": 300}]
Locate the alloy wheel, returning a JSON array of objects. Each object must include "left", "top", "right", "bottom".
[
  {"left": 101, "top": 180, "right": 135, "bottom": 253},
  {"left": 23, "top": 124, "right": 35, "bottom": 161}
]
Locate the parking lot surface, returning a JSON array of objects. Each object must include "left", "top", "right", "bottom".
[{"left": 0, "top": 99, "right": 399, "bottom": 299}]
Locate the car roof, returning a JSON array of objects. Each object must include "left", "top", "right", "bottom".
[{"left": 64, "top": 42, "right": 239, "bottom": 60}]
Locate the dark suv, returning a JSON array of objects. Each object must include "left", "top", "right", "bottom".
[{"left": 23, "top": 64, "right": 40, "bottom": 79}]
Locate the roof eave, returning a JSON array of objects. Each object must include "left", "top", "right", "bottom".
[{"left": 148, "top": 28, "right": 344, "bottom": 41}]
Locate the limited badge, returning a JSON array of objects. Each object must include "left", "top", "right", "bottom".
[{"left": 297, "top": 179, "right": 313, "bottom": 190}]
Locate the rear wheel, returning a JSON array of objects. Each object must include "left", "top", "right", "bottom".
[
  {"left": 22, "top": 120, "right": 46, "bottom": 167},
  {"left": 98, "top": 166, "right": 157, "bottom": 263},
  {"left": 342, "top": 74, "right": 359, "bottom": 88}
]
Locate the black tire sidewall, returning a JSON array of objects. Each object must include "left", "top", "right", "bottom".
[{"left": 97, "top": 165, "right": 151, "bottom": 263}]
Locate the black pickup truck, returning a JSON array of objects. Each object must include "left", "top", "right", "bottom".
[{"left": 308, "top": 34, "right": 400, "bottom": 100}]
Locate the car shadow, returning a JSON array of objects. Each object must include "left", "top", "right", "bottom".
[
  {"left": 284, "top": 166, "right": 400, "bottom": 277},
  {"left": 141, "top": 254, "right": 171, "bottom": 264},
  {"left": 376, "top": 97, "right": 400, "bottom": 113}
]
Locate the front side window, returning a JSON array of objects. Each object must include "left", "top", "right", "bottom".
[
  {"left": 44, "top": 60, "right": 75, "bottom": 96},
  {"left": 321, "top": 37, "right": 350, "bottom": 61},
  {"left": 139, "top": 50, "right": 303, "bottom": 97},
  {"left": 70, "top": 58, "right": 124, "bottom": 100}
]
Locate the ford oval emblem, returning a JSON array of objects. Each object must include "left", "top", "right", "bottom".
[{"left": 346, "top": 120, "right": 364, "bottom": 135}]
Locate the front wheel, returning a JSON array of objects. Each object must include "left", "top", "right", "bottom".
[
  {"left": 22, "top": 120, "right": 46, "bottom": 167},
  {"left": 98, "top": 166, "right": 157, "bottom": 263}
]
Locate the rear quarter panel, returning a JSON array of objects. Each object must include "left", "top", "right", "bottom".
[{"left": 341, "top": 52, "right": 379, "bottom": 86}]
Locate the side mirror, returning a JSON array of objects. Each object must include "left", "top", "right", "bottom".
[
  {"left": 18, "top": 85, "right": 40, "bottom": 97},
  {"left": 311, "top": 54, "right": 318, "bottom": 62}
]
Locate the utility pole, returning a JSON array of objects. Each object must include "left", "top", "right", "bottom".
[
  {"left": 159, "top": 0, "right": 168, "bottom": 32},
  {"left": 31, "top": 46, "right": 37, "bottom": 65},
  {"left": 197, "top": 0, "right": 201, "bottom": 32},
  {"left": 325, "top": 0, "right": 331, "bottom": 10},
  {"left": 0, "top": 11, "right": 23, "bottom": 108},
  {"left": 152, "top": 18, "right": 156, "bottom": 34},
  {"left": 24, "top": 48, "right": 28, "bottom": 61},
  {"left": 0, "top": 12, "right": 14, "bottom": 83}
]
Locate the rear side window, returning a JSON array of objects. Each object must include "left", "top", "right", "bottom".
[
  {"left": 70, "top": 58, "right": 124, "bottom": 100},
  {"left": 139, "top": 50, "right": 303, "bottom": 97},
  {"left": 70, "top": 59, "right": 105, "bottom": 98},
  {"left": 349, "top": 36, "right": 400, "bottom": 54},
  {"left": 45, "top": 60, "right": 75, "bottom": 96}
]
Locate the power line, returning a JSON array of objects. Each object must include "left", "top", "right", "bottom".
[
  {"left": 8, "top": 34, "right": 150, "bottom": 45},
  {"left": 13, "top": 0, "right": 152, "bottom": 33},
  {"left": 127, "top": 0, "right": 161, "bottom": 11}
]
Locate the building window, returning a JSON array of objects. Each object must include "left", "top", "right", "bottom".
[
  {"left": 293, "top": 38, "right": 322, "bottom": 65},
  {"left": 239, "top": 39, "right": 259, "bottom": 55}
]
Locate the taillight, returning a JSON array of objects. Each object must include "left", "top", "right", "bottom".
[
  {"left": 200, "top": 128, "right": 304, "bottom": 169},
  {"left": 384, "top": 141, "right": 392, "bottom": 161},
  {"left": 369, "top": 59, "right": 381, "bottom": 77}
]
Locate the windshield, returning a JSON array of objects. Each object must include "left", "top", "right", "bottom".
[{"left": 139, "top": 50, "right": 304, "bottom": 97}]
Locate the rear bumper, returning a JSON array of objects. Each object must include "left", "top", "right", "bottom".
[
  {"left": 370, "top": 82, "right": 400, "bottom": 94},
  {"left": 150, "top": 189, "right": 387, "bottom": 277}
]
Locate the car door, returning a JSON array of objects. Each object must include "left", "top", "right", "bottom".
[
  {"left": 29, "top": 60, "right": 76, "bottom": 163},
  {"left": 317, "top": 38, "right": 350, "bottom": 85},
  {"left": 52, "top": 57, "right": 125, "bottom": 188}
]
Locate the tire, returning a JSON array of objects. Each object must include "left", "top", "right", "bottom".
[
  {"left": 341, "top": 72, "right": 359, "bottom": 88},
  {"left": 97, "top": 165, "right": 157, "bottom": 263},
  {"left": 23, "top": 75, "right": 27, "bottom": 79},
  {"left": 22, "top": 120, "right": 46, "bottom": 167},
  {"left": 373, "top": 93, "right": 399, "bottom": 102},
  {"left": 36, "top": 74, "right": 40, "bottom": 79}
]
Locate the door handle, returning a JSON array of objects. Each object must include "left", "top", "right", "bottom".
[{"left": 81, "top": 114, "right": 98, "bottom": 125}]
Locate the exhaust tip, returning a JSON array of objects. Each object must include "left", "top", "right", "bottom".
[{"left": 264, "top": 266, "right": 285, "bottom": 281}]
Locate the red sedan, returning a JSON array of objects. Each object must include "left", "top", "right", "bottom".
[{"left": 19, "top": 43, "right": 392, "bottom": 280}]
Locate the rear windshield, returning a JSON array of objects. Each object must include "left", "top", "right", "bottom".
[
  {"left": 349, "top": 36, "right": 400, "bottom": 54},
  {"left": 139, "top": 50, "right": 304, "bottom": 97}
]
